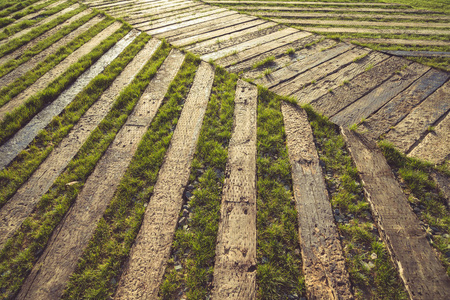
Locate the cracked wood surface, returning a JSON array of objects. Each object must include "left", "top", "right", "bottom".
[
  {"left": 342, "top": 129, "right": 450, "bottom": 300},
  {"left": 212, "top": 79, "right": 258, "bottom": 300},
  {"left": 16, "top": 42, "right": 180, "bottom": 300},
  {"left": 282, "top": 103, "right": 353, "bottom": 300},
  {"left": 115, "top": 62, "right": 215, "bottom": 299},
  {"left": 0, "top": 38, "right": 162, "bottom": 249}
]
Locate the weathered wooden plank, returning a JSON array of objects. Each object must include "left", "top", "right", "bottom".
[
  {"left": 0, "top": 25, "right": 133, "bottom": 171},
  {"left": 385, "top": 80, "right": 450, "bottom": 153},
  {"left": 347, "top": 38, "right": 450, "bottom": 47},
  {"left": 293, "top": 51, "right": 389, "bottom": 104},
  {"left": 408, "top": 111, "right": 450, "bottom": 164},
  {"left": 233, "top": 5, "right": 440, "bottom": 14},
  {"left": 342, "top": 129, "right": 450, "bottom": 300},
  {"left": 254, "top": 42, "right": 352, "bottom": 89},
  {"left": 273, "top": 46, "right": 370, "bottom": 96},
  {"left": 205, "top": 1, "right": 404, "bottom": 6},
  {"left": 384, "top": 50, "right": 450, "bottom": 57},
  {"left": 360, "top": 70, "right": 449, "bottom": 140},
  {"left": 301, "top": 26, "right": 449, "bottom": 36},
  {"left": 281, "top": 103, "right": 353, "bottom": 300},
  {"left": 0, "top": 38, "right": 163, "bottom": 250},
  {"left": 211, "top": 80, "right": 258, "bottom": 300},
  {"left": 330, "top": 63, "right": 430, "bottom": 127},
  {"left": 201, "top": 27, "right": 296, "bottom": 61},
  {"left": 16, "top": 47, "right": 184, "bottom": 300},
  {"left": 311, "top": 56, "right": 409, "bottom": 117},
  {"left": 215, "top": 30, "right": 312, "bottom": 68},
  {"left": 115, "top": 62, "right": 215, "bottom": 299},
  {"left": 128, "top": 4, "right": 208, "bottom": 25},
  {"left": 227, "top": 34, "right": 322, "bottom": 74},
  {"left": 249, "top": 12, "right": 450, "bottom": 21},
  {"left": 118, "top": 1, "right": 195, "bottom": 20},
  {"left": 271, "top": 18, "right": 450, "bottom": 28}
]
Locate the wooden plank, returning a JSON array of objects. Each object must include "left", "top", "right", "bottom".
[
  {"left": 408, "top": 112, "right": 450, "bottom": 164},
  {"left": 128, "top": 5, "right": 205, "bottom": 25},
  {"left": 17, "top": 48, "right": 184, "bottom": 300},
  {"left": 233, "top": 6, "right": 440, "bottom": 14},
  {"left": 271, "top": 18, "right": 450, "bottom": 28},
  {"left": 215, "top": 30, "right": 312, "bottom": 68},
  {"left": 205, "top": 1, "right": 405, "bottom": 6},
  {"left": 311, "top": 56, "right": 409, "bottom": 117},
  {"left": 0, "top": 15, "right": 103, "bottom": 88},
  {"left": 342, "top": 129, "right": 450, "bottom": 300},
  {"left": 201, "top": 26, "right": 296, "bottom": 61},
  {"left": 185, "top": 22, "right": 277, "bottom": 56},
  {"left": 347, "top": 38, "right": 450, "bottom": 47},
  {"left": 385, "top": 80, "right": 450, "bottom": 153},
  {"left": 330, "top": 62, "right": 430, "bottom": 127},
  {"left": 254, "top": 42, "right": 352, "bottom": 89},
  {"left": 0, "top": 22, "right": 123, "bottom": 122},
  {"left": 227, "top": 34, "right": 322, "bottom": 74},
  {"left": 360, "top": 70, "right": 449, "bottom": 140},
  {"left": 115, "top": 62, "right": 215, "bottom": 299},
  {"left": 281, "top": 103, "right": 353, "bottom": 299},
  {"left": 293, "top": 51, "right": 389, "bottom": 104},
  {"left": 169, "top": 16, "right": 259, "bottom": 45},
  {"left": 249, "top": 12, "right": 450, "bottom": 21},
  {"left": 301, "top": 27, "right": 449, "bottom": 36},
  {"left": 273, "top": 46, "right": 370, "bottom": 96},
  {"left": 383, "top": 50, "right": 450, "bottom": 57},
  {"left": 211, "top": 80, "right": 258, "bottom": 299},
  {"left": 0, "top": 39, "right": 164, "bottom": 250},
  {"left": 0, "top": 26, "right": 135, "bottom": 171},
  {"left": 118, "top": 1, "right": 195, "bottom": 20}
]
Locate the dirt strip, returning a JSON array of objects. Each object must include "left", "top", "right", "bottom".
[
  {"left": 0, "top": 38, "right": 162, "bottom": 250},
  {"left": 169, "top": 15, "right": 258, "bottom": 45},
  {"left": 311, "top": 56, "right": 409, "bottom": 117},
  {"left": 251, "top": 12, "right": 450, "bottom": 21},
  {"left": 0, "top": 3, "right": 81, "bottom": 47},
  {"left": 0, "top": 21, "right": 122, "bottom": 122},
  {"left": 347, "top": 38, "right": 450, "bottom": 47},
  {"left": 0, "top": 28, "right": 137, "bottom": 171},
  {"left": 185, "top": 22, "right": 276, "bottom": 55},
  {"left": 211, "top": 79, "right": 257, "bottom": 299},
  {"left": 0, "top": 9, "right": 92, "bottom": 67},
  {"left": 273, "top": 46, "right": 370, "bottom": 96},
  {"left": 342, "top": 129, "right": 450, "bottom": 300},
  {"left": 408, "top": 111, "right": 450, "bottom": 164},
  {"left": 233, "top": 6, "right": 439, "bottom": 14},
  {"left": 0, "top": 15, "right": 102, "bottom": 88},
  {"left": 385, "top": 81, "right": 450, "bottom": 153},
  {"left": 255, "top": 42, "right": 352, "bottom": 89},
  {"left": 205, "top": 1, "right": 404, "bottom": 7},
  {"left": 360, "top": 70, "right": 449, "bottom": 140},
  {"left": 293, "top": 51, "right": 389, "bottom": 104},
  {"left": 227, "top": 34, "right": 322, "bottom": 74},
  {"left": 115, "top": 62, "right": 215, "bottom": 299},
  {"left": 215, "top": 30, "right": 311, "bottom": 67},
  {"left": 301, "top": 26, "right": 449, "bottom": 36},
  {"left": 16, "top": 42, "right": 179, "bottom": 300},
  {"left": 281, "top": 103, "right": 353, "bottom": 300},
  {"left": 330, "top": 63, "right": 430, "bottom": 127},
  {"left": 271, "top": 18, "right": 450, "bottom": 28},
  {"left": 201, "top": 27, "right": 296, "bottom": 61}
]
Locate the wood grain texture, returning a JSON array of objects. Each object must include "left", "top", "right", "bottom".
[
  {"left": 115, "top": 62, "right": 215, "bottom": 299},
  {"left": 360, "top": 70, "right": 449, "bottom": 140},
  {"left": 330, "top": 62, "right": 430, "bottom": 127},
  {"left": 0, "top": 38, "right": 163, "bottom": 250},
  {"left": 212, "top": 80, "right": 258, "bottom": 300},
  {"left": 342, "top": 129, "right": 450, "bottom": 300},
  {"left": 385, "top": 80, "right": 450, "bottom": 153},
  {"left": 17, "top": 41, "right": 180, "bottom": 300},
  {"left": 281, "top": 103, "right": 353, "bottom": 300}
]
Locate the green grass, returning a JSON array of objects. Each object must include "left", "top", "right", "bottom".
[
  {"left": 0, "top": 3, "right": 85, "bottom": 58},
  {"left": 0, "top": 19, "right": 125, "bottom": 146},
  {"left": 256, "top": 87, "right": 304, "bottom": 299},
  {"left": 61, "top": 52, "right": 201, "bottom": 299},
  {"left": 252, "top": 55, "right": 275, "bottom": 69},
  {"left": 0, "top": 32, "right": 156, "bottom": 299},
  {"left": 0, "top": 10, "right": 99, "bottom": 79},
  {"left": 379, "top": 141, "right": 450, "bottom": 276},
  {"left": 302, "top": 104, "right": 407, "bottom": 299},
  {"left": 0, "top": 0, "right": 45, "bottom": 18},
  {"left": 160, "top": 66, "right": 237, "bottom": 300}
]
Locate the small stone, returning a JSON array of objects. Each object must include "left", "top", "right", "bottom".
[
  {"left": 178, "top": 217, "right": 187, "bottom": 226},
  {"left": 143, "top": 203, "right": 148, "bottom": 208},
  {"left": 185, "top": 191, "right": 193, "bottom": 199},
  {"left": 334, "top": 209, "right": 340, "bottom": 215},
  {"left": 371, "top": 253, "right": 377, "bottom": 260},
  {"left": 183, "top": 225, "right": 189, "bottom": 230},
  {"left": 66, "top": 181, "right": 79, "bottom": 186},
  {"left": 187, "top": 184, "right": 195, "bottom": 191},
  {"left": 413, "top": 207, "right": 420, "bottom": 213},
  {"left": 174, "top": 265, "right": 183, "bottom": 271},
  {"left": 182, "top": 209, "right": 189, "bottom": 217}
]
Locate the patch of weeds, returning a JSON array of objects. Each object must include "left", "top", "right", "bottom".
[
  {"left": 263, "top": 67, "right": 273, "bottom": 76},
  {"left": 0, "top": 0, "right": 44, "bottom": 18},
  {"left": 61, "top": 52, "right": 200, "bottom": 299},
  {"left": 160, "top": 66, "right": 237, "bottom": 300},
  {"left": 365, "top": 63, "right": 374, "bottom": 71},
  {"left": 353, "top": 53, "right": 369, "bottom": 62},
  {"left": 285, "top": 48, "right": 295, "bottom": 55},
  {"left": 0, "top": 21, "right": 128, "bottom": 146},
  {"left": 252, "top": 56, "right": 275, "bottom": 69},
  {"left": 0, "top": 32, "right": 158, "bottom": 299},
  {"left": 379, "top": 141, "right": 450, "bottom": 275},
  {"left": 256, "top": 87, "right": 304, "bottom": 299},
  {"left": 427, "top": 125, "right": 435, "bottom": 132},
  {"left": 302, "top": 104, "right": 407, "bottom": 299}
]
